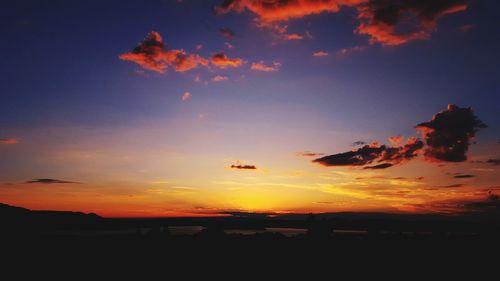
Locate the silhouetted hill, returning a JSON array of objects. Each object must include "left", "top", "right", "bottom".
[
  {"left": 0, "top": 202, "right": 30, "bottom": 216},
  {"left": 0, "top": 202, "right": 101, "bottom": 233}
]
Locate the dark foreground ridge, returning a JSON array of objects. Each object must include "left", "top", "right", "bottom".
[{"left": 2, "top": 202, "right": 499, "bottom": 274}]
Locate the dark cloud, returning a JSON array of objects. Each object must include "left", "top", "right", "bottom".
[
  {"left": 314, "top": 144, "right": 385, "bottom": 167},
  {"left": 363, "top": 163, "right": 393, "bottom": 169},
  {"left": 454, "top": 174, "right": 475, "bottom": 179},
  {"left": 440, "top": 184, "right": 464, "bottom": 188},
  {"left": 220, "top": 28, "right": 235, "bottom": 38},
  {"left": 25, "top": 178, "right": 80, "bottom": 184},
  {"left": 356, "top": 0, "right": 469, "bottom": 45},
  {"left": 416, "top": 104, "right": 487, "bottom": 163},
  {"left": 220, "top": 211, "right": 271, "bottom": 218},
  {"left": 230, "top": 164, "right": 257, "bottom": 170},
  {"left": 463, "top": 193, "right": 500, "bottom": 213},
  {"left": 314, "top": 138, "right": 423, "bottom": 169},
  {"left": 487, "top": 158, "right": 500, "bottom": 165}
]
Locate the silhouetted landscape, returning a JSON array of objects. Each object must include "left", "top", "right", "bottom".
[{"left": 3, "top": 202, "right": 499, "bottom": 271}]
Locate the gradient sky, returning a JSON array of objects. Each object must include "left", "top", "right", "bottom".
[{"left": 1, "top": 0, "right": 499, "bottom": 217}]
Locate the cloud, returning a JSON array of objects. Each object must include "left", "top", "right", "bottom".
[
  {"left": 388, "top": 135, "right": 403, "bottom": 146},
  {"left": 313, "top": 51, "right": 329, "bottom": 57},
  {"left": 220, "top": 211, "right": 270, "bottom": 218},
  {"left": 212, "top": 75, "right": 229, "bottom": 82},
  {"left": 230, "top": 164, "right": 257, "bottom": 170},
  {"left": 440, "top": 184, "right": 464, "bottom": 188},
  {"left": 285, "top": 33, "right": 303, "bottom": 40},
  {"left": 454, "top": 174, "right": 475, "bottom": 179},
  {"left": 355, "top": 0, "right": 469, "bottom": 45},
  {"left": 416, "top": 104, "right": 487, "bottom": 163},
  {"left": 0, "top": 139, "right": 18, "bottom": 144},
  {"left": 487, "top": 158, "right": 500, "bottom": 166},
  {"left": 268, "top": 23, "right": 307, "bottom": 40},
  {"left": 314, "top": 137, "right": 423, "bottom": 169},
  {"left": 337, "top": 45, "right": 365, "bottom": 57},
  {"left": 457, "top": 23, "right": 476, "bottom": 33},
  {"left": 313, "top": 104, "right": 485, "bottom": 171},
  {"left": 472, "top": 159, "right": 500, "bottom": 166},
  {"left": 250, "top": 61, "right": 281, "bottom": 72},
  {"left": 216, "top": 1, "right": 470, "bottom": 46},
  {"left": 215, "top": 0, "right": 366, "bottom": 23},
  {"left": 224, "top": 42, "right": 235, "bottom": 49},
  {"left": 25, "top": 178, "right": 79, "bottom": 184},
  {"left": 211, "top": 52, "right": 244, "bottom": 68},
  {"left": 352, "top": 141, "right": 366, "bottom": 146},
  {"left": 119, "top": 31, "right": 209, "bottom": 73},
  {"left": 220, "top": 28, "right": 235, "bottom": 38},
  {"left": 363, "top": 163, "right": 393, "bottom": 169},
  {"left": 296, "top": 151, "right": 325, "bottom": 157},
  {"left": 215, "top": 0, "right": 364, "bottom": 41},
  {"left": 463, "top": 192, "right": 500, "bottom": 213},
  {"left": 181, "top": 91, "right": 191, "bottom": 101}
]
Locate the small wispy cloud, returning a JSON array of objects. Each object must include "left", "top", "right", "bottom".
[
  {"left": 313, "top": 51, "right": 328, "bottom": 57},
  {"left": 181, "top": 91, "right": 191, "bottom": 102},
  {"left": 0, "top": 139, "right": 18, "bottom": 144},
  {"left": 250, "top": 61, "right": 280, "bottom": 72},
  {"left": 212, "top": 75, "right": 229, "bottom": 82},
  {"left": 296, "top": 151, "right": 325, "bottom": 157},
  {"left": 220, "top": 28, "right": 235, "bottom": 38}
]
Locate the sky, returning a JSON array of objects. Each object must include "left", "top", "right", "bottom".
[{"left": 0, "top": 0, "right": 499, "bottom": 217}]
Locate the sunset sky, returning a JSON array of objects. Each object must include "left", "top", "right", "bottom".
[{"left": 1, "top": 0, "right": 499, "bottom": 217}]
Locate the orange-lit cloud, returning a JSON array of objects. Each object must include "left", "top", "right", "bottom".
[
  {"left": 416, "top": 104, "right": 487, "bottom": 163},
  {"left": 119, "top": 31, "right": 208, "bottom": 73},
  {"left": 212, "top": 75, "right": 229, "bottom": 82},
  {"left": 181, "top": 91, "right": 191, "bottom": 101},
  {"left": 211, "top": 52, "right": 244, "bottom": 68},
  {"left": 313, "top": 51, "right": 329, "bottom": 57},
  {"left": 216, "top": 0, "right": 367, "bottom": 23},
  {"left": 355, "top": 0, "right": 468, "bottom": 45},
  {"left": 0, "top": 139, "right": 18, "bottom": 144},
  {"left": 216, "top": 0, "right": 366, "bottom": 41},
  {"left": 250, "top": 61, "right": 281, "bottom": 72},
  {"left": 217, "top": 0, "right": 470, "bottom": 45},
  {"left": 388, "top": 135, "right": 403, "bottom": 146},
  {"left": 285, "top": 33, "right": 303, "bottom": 40}
]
